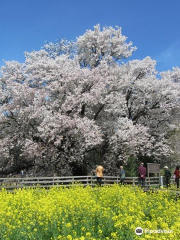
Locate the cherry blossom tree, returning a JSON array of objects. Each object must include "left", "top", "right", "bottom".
[{"left": 0, "top": 24, "right": 180, "bottom": 176}]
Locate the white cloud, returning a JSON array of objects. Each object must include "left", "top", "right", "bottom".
[{"left": 156, "top": 42, "right": 180, "bottom": 71}]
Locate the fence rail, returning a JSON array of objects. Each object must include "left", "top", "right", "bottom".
[{"left": 0, "top": 176, "right": 163, "bottom": 190}]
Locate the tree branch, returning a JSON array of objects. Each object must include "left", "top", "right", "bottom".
[{"left": 94, "top": 104, "right": 105, "bottom": 120}]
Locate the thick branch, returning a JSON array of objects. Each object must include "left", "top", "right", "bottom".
[
  {"left": 94, "top": 104, "right": 105, "bottom": 120},
  {"left": 80, "top": 104, "right": 86, "bottom": 116}
]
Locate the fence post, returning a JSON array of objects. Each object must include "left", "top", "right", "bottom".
[
  {"left": 90, "top": 176, "right": 93, "bottom": 186},
  {"left": 133, "top": 178, "right": 135, "bottom": 186},
  {"left": 160, "top": 176, "right": 163, "bottom": 188},
  {"left": 148, "top": 177, "right": 151, "bottom": 188}
]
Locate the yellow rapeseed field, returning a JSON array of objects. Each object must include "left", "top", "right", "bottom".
[{"left": 0, "top": 185, "right": 180, "bottom": 240}]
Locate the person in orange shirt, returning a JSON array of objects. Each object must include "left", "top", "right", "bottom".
[{"left": 96, "top": 165, "right": 104, "bottom": 186}]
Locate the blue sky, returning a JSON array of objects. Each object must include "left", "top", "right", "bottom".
[{"left": 0, "top": 0, "right": 180, "bottom": 72}]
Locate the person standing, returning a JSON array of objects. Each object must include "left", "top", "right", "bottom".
[
  {"left": 95, "top": 165, "right": 104, "bottom": 186},
  {"left": 164, "top": 166, "right": 171, "bottom": 188},
  {"left": 174, "top": 166, "right": 180, "bottom": 188},
  {"left": 119, "top": 166, "right": 125, "bottom": 185},
  {"left": 138, "top": 163, "right": 146, "bottom": 187}
]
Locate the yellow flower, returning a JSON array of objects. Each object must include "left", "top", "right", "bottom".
[
  {"left": 98, "top": 229, "right": 103, "bottom": 235},
  {"left": 86, "top": 232, "right": 91, "bottom": 237},
  {"left": 81, "top": 226, "right": 86, "bottom": 231},
  {"left": 66, "top": 222, "right": 72, "bottom": 228},
  {"left": 111, "top": 232, "right": 117, "bottom": 238},
  {"left": 66, "top": 235, "right": 72, "bottom": 240}
]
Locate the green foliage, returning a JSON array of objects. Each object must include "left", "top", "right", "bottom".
[{"left": 124, "top": 155, "right": 157, "bottom": 177}]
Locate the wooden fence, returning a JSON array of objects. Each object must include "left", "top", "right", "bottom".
[{"left": 0, "top": 176, "right": 162, "bottom": 190}]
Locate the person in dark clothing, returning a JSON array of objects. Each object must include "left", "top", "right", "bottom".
[
  {"left": 164, "top": 166, "right": 171, "bottom": 188},
  {"left": 119, "top": 166, "right": 125, "bottom": 185},
  {"left": 174, "top": 166, "right": 180, "bottom": 188},
  {"left": 138, "top": 163, "right": 146, "bottom": 187}
]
